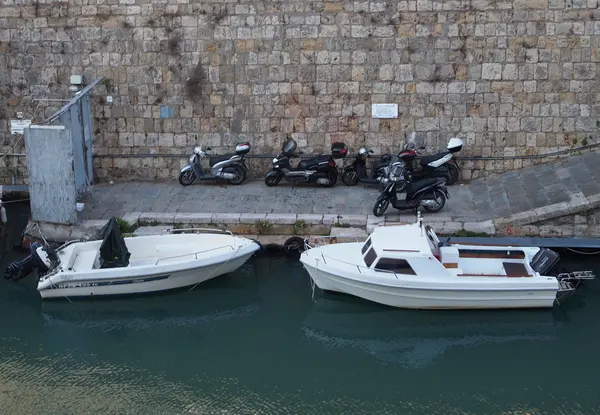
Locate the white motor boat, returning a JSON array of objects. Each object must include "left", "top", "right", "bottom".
[
  {"left": 299, "top": 213, "right": 594, "bottom": 310},
  {"left": 5, "top": 217, "right": 261, "bottom": 299}
]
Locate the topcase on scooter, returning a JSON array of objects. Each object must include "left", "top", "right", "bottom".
[{"left": 331, "top": 142, "right": 349, "bottom": 159}]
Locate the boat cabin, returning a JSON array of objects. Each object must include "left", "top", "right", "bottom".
[{"left": 360, "top": 220, "right": 553, "bottom": 278}]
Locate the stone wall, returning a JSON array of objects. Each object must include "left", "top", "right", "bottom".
[{"left": 1, "top": 0, "right": 599, "bottom": 184}]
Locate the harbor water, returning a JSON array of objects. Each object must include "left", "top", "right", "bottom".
[{"left": 1, "top": 203, "right": 600, "bottom": 414}]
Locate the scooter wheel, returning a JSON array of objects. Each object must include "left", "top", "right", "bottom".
[
  {"left": 227, "top": 165, "right": 246, "bottom": 185},
  {"left": 373, "top": 197, "right": 390, "bottom": 217},
  {"left": 422, "top": 189, "right": 447, "bottom": 213},
  {"left": 341, "top": 169, "right": 360, "bottom": 186},
  {"left": 179, "top": 170, "right": 196, "bottom": 186},
  {"left": 447, "top": 163, "right": 460, "bottom": 185},
  {"left": 265, "top": 172, "right": 282, "bottom": 187}
]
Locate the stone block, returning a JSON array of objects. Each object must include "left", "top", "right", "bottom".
[
  {"left": 134, "top": 226, "right": 171, "bottom": 236},
  {"left": 139, "top": 212, "right": 176, "bottom": 225},
  {"left": 239, "top": 213, "right": 268, "bottom": 224},
  {"left": 121, "top": 212, "right": 141, "bottom": 227},
  {"left": 482, "top": 63, "right": 502, "bottom": 80},
  {"left": 173, "top": 212, "right": 214, "bottom": 224},
  {"left": 297, "top": 214, "right": 325, "bottom": 225},
  {"left": 211, "top": 213, "right": 242, "bottom": 224},
  {"left": 266, "top": 213, "right": 298, "bottom": 224},
  {"left": 463, "top": 220, "right": 496, "bottom": 235},
  {"left": 330, "top": 214, "right": 366, "bottom": 226}
]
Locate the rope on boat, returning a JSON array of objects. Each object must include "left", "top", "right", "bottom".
[{"left": 566, "top": 248, "right": 600, "bottom": 255}]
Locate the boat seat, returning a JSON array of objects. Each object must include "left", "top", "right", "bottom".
[
  {"left": 503, "top": 262, "right": 532, "bottom": 278},
  {"left": 72, "top": 250, "right": 100, "bottom": 272}
]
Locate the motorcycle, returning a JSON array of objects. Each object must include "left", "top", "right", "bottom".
[
  {"left": 372, "top": 160, "right": 449, "bottom": 217},
  {"left": 341, "top": 147, "right": 393, "bottom": 187},
  {"left": 179, "top": 141, "right": 251, "bottom": 186},
  {"left": 265, "top": 138, "right": 348, "bottom": 187},
  {"left": 398, "top": 132, "right": 463, "bottom": 186}
]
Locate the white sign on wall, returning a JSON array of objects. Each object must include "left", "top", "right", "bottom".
[
  {"left": 10, "top": 119, "right": 32, "bottom": 135},
  {"left": 371, "top": 104, "right": 398, "bottom": 119}
]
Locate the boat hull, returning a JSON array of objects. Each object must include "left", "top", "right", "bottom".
[
  {"left": 38, "top": 253, "right": 254, "bottom": 299},
  {"left": 302, "top": 265, "right": 559, "bottom": 310}
]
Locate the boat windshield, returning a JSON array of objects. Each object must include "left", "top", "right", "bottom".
[
  {"left": 364, "top": 247, "right": 377, "bottom": 267},
  {"left": 361, "top": 237, "right": 372, "bottom": 255},
  {"left": 374, "top": 258, "right": 417, "bottom": 275}
]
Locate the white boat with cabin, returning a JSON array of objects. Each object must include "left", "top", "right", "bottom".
[
  {"left": 5, "top": 217, "right": 261, "bottom": 299},
  {"left": 299, "top": 213, "right": 594, "bottom": 310}
]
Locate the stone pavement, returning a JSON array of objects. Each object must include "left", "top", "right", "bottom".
[{"left": 80, "top": 151, "right": 600, "bottom": 224}]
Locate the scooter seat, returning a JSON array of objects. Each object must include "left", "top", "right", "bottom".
[
  {"left": 406, "top": 178, "right": 439, "bottom": 195},
  {"left": 209, "top": 154, "right": 234, "bottom": 167},
  {"left": 420, "top": 151, "right": 449, "bottom": 167},
  {"left": 298, "top": 155, "right": 331, "bottom": 170}
]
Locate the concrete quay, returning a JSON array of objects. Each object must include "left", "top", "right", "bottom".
[{"left": 23, "top": 151, "right": 600, "bottom": 243}]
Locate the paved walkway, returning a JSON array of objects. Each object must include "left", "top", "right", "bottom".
[{"left": 80, "top": 151, "right": 600, "bottom": 222}]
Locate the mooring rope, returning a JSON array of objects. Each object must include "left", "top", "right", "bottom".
[{"left": 566, "top": 248, "right": 600, "bottom": 255}]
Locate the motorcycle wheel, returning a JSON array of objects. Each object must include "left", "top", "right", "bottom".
[
  {"left": 422, "top": 189, "right": 447, "bottom": 213},
  {"left": 227, "top": 165, "right": 246, "bottom": 185},
  {"left": 179, "top": 170, "right": 196, "bottom": 186},
  {"left": 447, "top": 163, "right": 460, "bottom": 185},
  {"left": 265, "top": 171, "right": 283, "bottom": 187},
  {"left": 341, "top": 169, "right": 360, "bottom": 186},
  {"left": 373, "top": 196, "right": 390, "bottom": 217}
]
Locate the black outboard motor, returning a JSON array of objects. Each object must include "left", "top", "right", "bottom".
[
  {"left": 530, "top": 248, "right": 560, "bottom": 275},
  {"left": 5, "top": 242, "right": 59, "bottom": 281}
]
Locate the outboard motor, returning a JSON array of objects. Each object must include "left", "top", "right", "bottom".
[
  {"left": 530, "top": 248, "right": 560, "bottom": 275},
  {"left": 5, "top": 242, "right": 59, "bottom": 281}
]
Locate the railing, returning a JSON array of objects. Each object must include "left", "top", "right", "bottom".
[
  {"left": 304, "top": 235, "right": 364, "bottom": 250},
  {"left": 56, "top": 239, "right": 86, "bottom": 252},
  {"left": 161, "top": 227, "right": 234, "bottom": 236},
  {"left": 154, "top": 245, "right": 236, "bottom": 265},
  {"left": 309, "top": 246, "right": 399, "bottom": 279}
]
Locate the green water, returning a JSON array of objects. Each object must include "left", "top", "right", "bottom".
[{"left": 1, "top": 204, "right": 600, "bottom": 414}]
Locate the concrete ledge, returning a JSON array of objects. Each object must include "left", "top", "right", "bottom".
[{"left": 27, "top": 207, "right": 600, "bottom": 243}]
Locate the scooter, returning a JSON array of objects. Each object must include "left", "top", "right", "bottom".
[
  {"left": 341, "top": 147, "right": 393, "bottom": 186},
  {"left": 398, "top": 133, "right": 463, "bottom": 186},
  {"left": 179, "top": 141, "right": 251, "bottom": 186},
  {"left": 372, "top": 161, "right": 449, "bottom": 217},
  {"left": 265, "top": 138, "right": 348, "bottom": 187}
]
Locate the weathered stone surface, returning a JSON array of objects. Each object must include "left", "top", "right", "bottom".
[
  {"left": 134, "top": 226, "right": 171, "bottom": 236},
  {"left": 0, "top": 0, "right": 598, "bottom": 184}
]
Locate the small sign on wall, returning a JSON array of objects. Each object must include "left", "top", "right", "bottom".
[
  {"left": 371, "top": 104, "right": 398, "bottom": 119},
  {"left": 10, "top": 119, "right": 32, "bottom": 135},
  {"left": 160, "top": 106, "right": 173, "bottom": 119}
]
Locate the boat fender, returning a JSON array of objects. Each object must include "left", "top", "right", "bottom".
[
  {"left": 0, "top": 200, "right": 6, "bottom": 224},
  {"left": 283, "top": 236, "right": 306, "bottom": 258}
]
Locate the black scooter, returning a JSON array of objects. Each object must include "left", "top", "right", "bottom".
[
  {"left": 372, "top": 162, "right": 449, "bottom": 217},
  {"left": 341, "top": 147, "right": 393, "bottom": 187},
  {"left": 265, "top": 138, "right": 348, "bottom": 187}
]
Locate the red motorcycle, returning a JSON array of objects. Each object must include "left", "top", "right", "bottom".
[{"left": 397, "top": 133, "right": 462, "bottom": 187}]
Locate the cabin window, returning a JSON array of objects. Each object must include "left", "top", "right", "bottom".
[
  {"left": 364, "top": 247, "right": 377, "bottom": 267},
  {"left": 361, "top": 237, "right": 372, "bottom": 255},
  {"left": 374, "top": 258, "right": 416, "bottom": 275}
]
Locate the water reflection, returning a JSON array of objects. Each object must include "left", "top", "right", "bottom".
[
  {"left": 302, "top": 295, "right": 561, "bottom": 368},
  {"left": 2, "top": 203, "right": 600, "bottom": 414}
]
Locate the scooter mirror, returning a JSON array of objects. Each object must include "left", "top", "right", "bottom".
[
  {"left": 206, "top": 147, "right": 212, "bottom": 151},
  {"left": 298, "top": 151, "right": 305, "bottom": 155},
  {"left": 419, "top": 146, "right": 426, "bottom": 150},
  {"left": 369, "top": 149, "right": 374, "bottom": 153}
]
